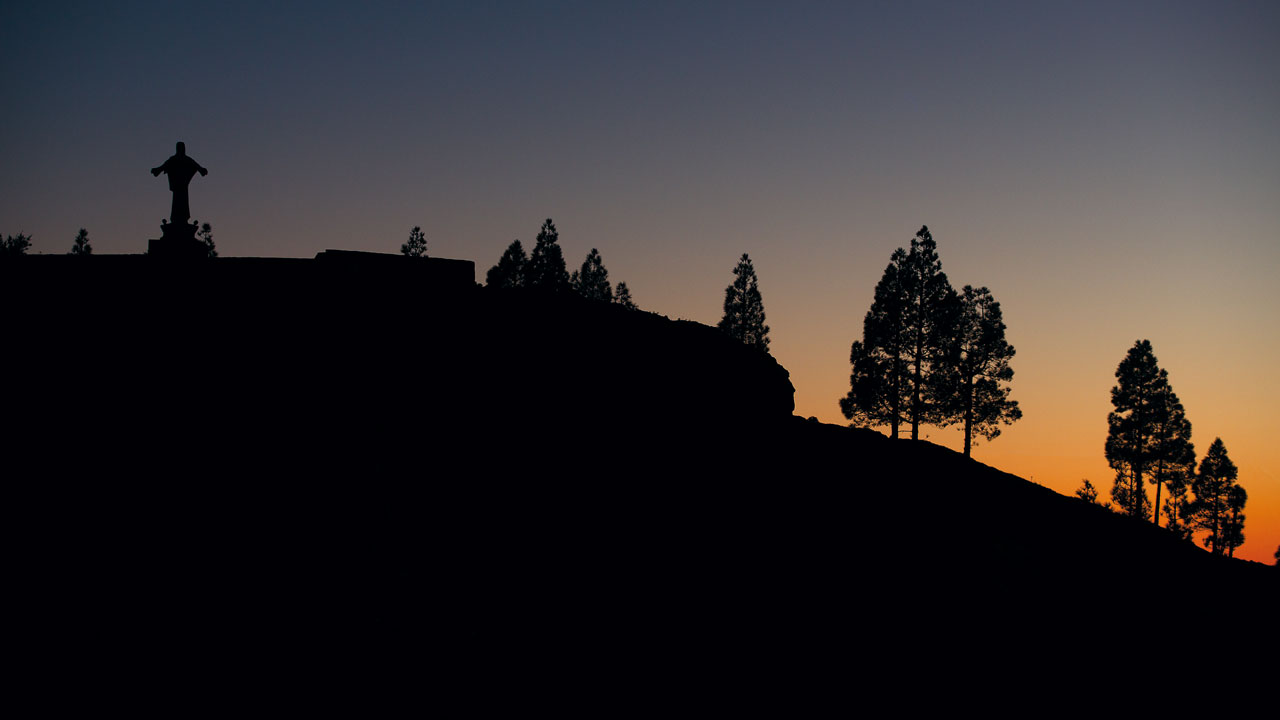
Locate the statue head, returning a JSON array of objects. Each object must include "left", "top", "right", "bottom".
[{"left": 176, "top": 141, "right": 186, "bottom": 156}]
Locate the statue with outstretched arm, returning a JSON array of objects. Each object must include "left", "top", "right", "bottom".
[{"left": 151, "top": 141, "right": 208, "bottom": 224}]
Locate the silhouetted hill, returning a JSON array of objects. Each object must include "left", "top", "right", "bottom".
[{"left": 3, "top": 253, "right": 1273, "bottom": 670}]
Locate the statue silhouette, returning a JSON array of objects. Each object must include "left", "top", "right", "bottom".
[{"left": 151, "top": 142, "right": 208, "bottom": 224}]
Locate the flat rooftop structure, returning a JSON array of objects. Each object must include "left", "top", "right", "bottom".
[{"left": 2, "top": 250, "right": 476, "bottom": 297}]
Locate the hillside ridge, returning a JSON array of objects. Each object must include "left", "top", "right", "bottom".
[{"left": 4, "top": 253, "right": 1273, "bottom": 655}]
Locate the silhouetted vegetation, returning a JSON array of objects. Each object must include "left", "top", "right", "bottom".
[
  {"left": 488, "top": 230, "right": 636, "bottom": 307},
  {"left": 2, "top": 232, "right": 32, "bottom": 257},
  {"left": 1105, "top": 340, "right": 1194, "bottom": 522},
  {"left": 614, "top": 281, "right": 637, "bottom": 310},
  {"left": 718, "top": 253, "right": 769, "bottom": 352},
  {"left": 196, "top": 222, "right": 216, "bottom": 258},
  {"left": 941, "top": 285, "right": 1020, "bottom": 457},
  {"left": 1163, "top": 470, "right": 1195, "bottom": 541},
  {"left": 842, "top": 226, "right": 1020, "bottom": 451},
  {"left": 527, "top": 218, "right": 569, "bottom": 292},
  {"left": 1223, "top": 484, "right": 1246, "bottom": 558},
  {"left": 897, "top": 227, "right": 956, "bottom": 440},
  {"left": 486, "top": 240, "right": 527, "bottom": 288},
  {"left": 571, "top": 247, "right": 612, "bottom": 302},
  {"left": 1076, "top": 479, "right": 1099, "bottom": 504},
  {"left": 70, "top": 228, "right": 91, "bottom": 255},
  {"left": 841, "top": 250, "right": 909, "bottom": 437},
  {"left": 1148, "top": 370, "right": 1195, "bottom": 530},
  {"left": 1187, "top": 438, "right": 1245, "bottom": 556},
  {"left": 401, "top": 226, "right": 427, "bottom": 257}
]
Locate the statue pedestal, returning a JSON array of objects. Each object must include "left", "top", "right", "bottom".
[{"left": 149, "top": 221, "right": 208, "bottom": 259}]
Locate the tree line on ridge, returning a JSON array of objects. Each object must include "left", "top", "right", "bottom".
[
  {"left": 1085, "top": 339, "right": 1251, "bottom": 558},
  {"left": 1, "top": 225, "right": 216, "bottom": 257},
  {"left": 480, "top": 218, "right": 636, "bottom": 310}
]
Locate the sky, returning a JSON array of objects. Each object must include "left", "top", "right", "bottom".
[{"left": 2, "top": 1, "right": 1277, "bottom": 564}]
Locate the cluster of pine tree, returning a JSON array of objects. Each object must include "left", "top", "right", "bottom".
[
  {"left": 840, "top": 226, "right": 1021, "bottom": 457},
  {"left": 484, "top": 219, "right": 637, "bottom": 309},
  {"left": 1, "top": 232, "right": 33, "bottom": 256},
  {"left": 1103, "top": 340, "right": 1248, "bottom": 556}
]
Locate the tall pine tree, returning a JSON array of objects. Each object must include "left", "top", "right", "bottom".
[
  {"left": 1104, "top": 340, "right": 1195, "bottom": 523},
  {"left": 1148, "top": 379, "right": 1195, "bottom": 527},
  {"left": 1105, "top": 340, "right": 1163, "bottom": 518},
  {"left": 486, "top": 239, "right": 527, "bottom": 288},
  {"left": 842, "top": 250, "right": 909, "bottom": 438},
  {"left": 1187, "top": 438, "right": 1240, "bottom": 555},
  {"left": 571, "top": 248, "right": 613, "bottom": 302},
  {"left": 899, "top": 226, "right": 957, "bottom": 440},
  {"left": 942, "top": 285, "right": 1021, "bottom": 457},
  {"left": 718, "top": 253, "right": 769, "bottom": 352},
  {"left": 527, "top": 218, "right": 569, "bottom": 292}
]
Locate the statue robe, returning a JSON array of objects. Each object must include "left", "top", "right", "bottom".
[{"left": 158, "top": 154, "right": 204, "bottom": 223}]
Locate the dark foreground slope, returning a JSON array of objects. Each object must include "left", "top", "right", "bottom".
[{"left": 4, "top": 254, "right": 1274, "bottom": 672}]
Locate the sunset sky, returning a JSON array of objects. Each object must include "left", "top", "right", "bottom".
[{"left": 2, "top": 1, "right": 1277, "bottom": 563}]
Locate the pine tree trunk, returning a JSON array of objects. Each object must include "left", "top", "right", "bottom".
[
  {"left": 911, "top": 356, "right": 922, "bottom": 441},
  {"left": 1210, "top": 502, "right": 1220, "bottom": 554},
  {"left": 963, "top": 377, "right": 973, "bottom": 458},
  {"left": 890, "top": 356, "right": 901, "bottom": 440},
  {"left": 1152, "top": 460, "right": 1163, "bottom": 525}
]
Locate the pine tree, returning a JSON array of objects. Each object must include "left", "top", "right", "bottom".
[
  {"left": 1163, "top": 469, "right": 1195, "bottom": 541},
  {"left": 571, "top": 248, "right": 612, "bottom": 302},
  {"left": 1075, "top": 479, "right": 1099, "bottom": 504},
  {"left": 841, "top": 250, "right": 910, "bottom": 438},
  {"left": 1, "top": 232, "right": 32, "bottom": 257},
  {"left": 840, "top": 340, "right": 894, "bottom": 433},
  {"left": 718, "top": 253, "right": 769, "bottom": 352},
  {"left": 1186, "top": 438, "right": 1238, "bottom": 555},
  {"left": 401, "top": 225, "right": 427, "bottom": 257},
  {"left": 943, "top": 285, "right": 1020, "bottom": 457},
  {"left": 613, "top": 281, "right": 637, "bottom": 310},
  {"left": 486, "top": 240, "right": 527, "bottom": 288},
  {"left": 1149, "top": 380, "right": 1195, "bottom": 527},
  {"left": 899, "top": 226, "right": 957, "bottom": 440},
  {"left": 1110, "top": 468, "right": 1152, "bottom": 520},
  {"left": 1105, "top": 340, "right": 1164, "bottom": 518},
  {"left": 1223, "top": 484, "right": 1246, "bottom": 558},
  {"left": 70, "top": 228, "right": 92, "bottom": 255},
  {"left": 527, "top": 218, "right": 569, "bottom": 292}
]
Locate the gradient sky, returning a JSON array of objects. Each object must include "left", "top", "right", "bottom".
[{"left": 3, "top": 1, "right": 1277, "bottom": 563}]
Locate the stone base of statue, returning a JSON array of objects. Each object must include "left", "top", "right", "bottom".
[{"left": 149, "top": 220, "right": 208, "bottom": 259}]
